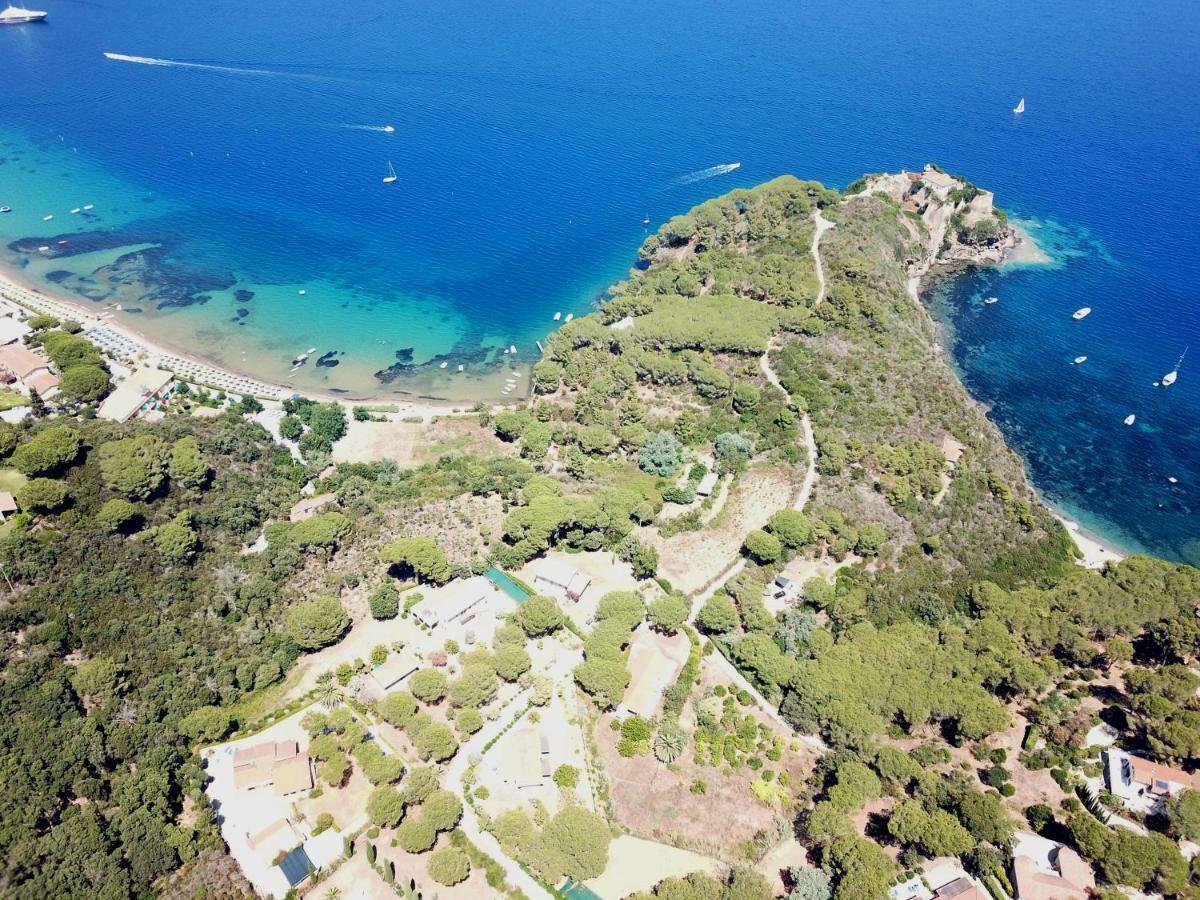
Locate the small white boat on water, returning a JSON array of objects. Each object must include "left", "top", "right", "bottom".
[
  {"left": 1168, "top": 476, "right": 1179, "bottom": 484},
  {"left": 37, "top": 245, "right": 49, "bottom": 252},
  {"left": 984, "top": 296, "right": 999, "bottom": 305},
  {"left": 383, "top": 125, "right": 395, "bottom": 133},
  {"left": 439, "top": 361, "right": 448, "bottom": 369},
  {"left": 0, "top": 206, "right": 10, "bottom": 213},
  {"left": 42, "top": 214, "right": 53, "bottom": 221},
  {"left": 382, "top": 161, "right": 398, "bottom": 184},
  {"left": 1013, "top": 97, "right": 1025, "bottom": 114},
  {"left": 82, "top": 204, "right": 94, "bottom": 211},
  {"left": 1161, "top": 347, "right": 1186, "bottom": 387},
  {"left": 70, "top": 208, "right": 80, "bottom": 215},
  {"left": 456, "top": 364, "right": 464, "bottom": 372},
  {"left": 508, "top": 344, "right": 517, "bottom": 354},
  {"left": 298, "top": 289, "right": 306, "bottom": 296},
  {"left": 564, "top": 313, "right": 573, "bottom": 322},
  {"left": 1073, "top": 356, "right": 1087, "bottom": 364},
  {"left": 0, "top": 5, "right": 48, "bottom": 24},
  {"left": 1073, "top": 307, "right": 1092, "bottom": 320},
  {"left": 1124, "top": 414, "right": 1136, "bottom": 426},
  {"left": 553, "top": 312, "right": 561, "bottom": 321}
]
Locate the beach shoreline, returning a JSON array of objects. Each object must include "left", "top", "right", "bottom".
[
  {"left": 914, "top": 212, "right": 1132, "bottom": 568},
  {"left": 0, "top": 262, "right": 490, "bottom": 417}
]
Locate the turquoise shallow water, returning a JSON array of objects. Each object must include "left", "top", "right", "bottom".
[{"left": 0, "top": 0, "right": 1197, "bottom": 560}]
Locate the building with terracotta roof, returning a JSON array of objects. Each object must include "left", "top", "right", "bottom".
[
  {"left": 232, "top": 741, "right": 313, "bottom": 796},
  {"left": 0, "top": 343, "right": 58, "bottom": 399},
  {"left": 1011, "top": 830, "right": 1094, "bottom": 900},
  {"left": 1107, "top": 747, "right": 1199, "bottom": 813}
]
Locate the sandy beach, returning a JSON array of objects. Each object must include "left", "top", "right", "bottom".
[
  {"left": 1056, "top": 514, "right": 1127, "bottom": 570},
  {"left": 1006, "top": 222, "right": 1053, "bottom": 265},
  {"left": 0, "top": 264, "right": 477, "bottom": 419}
]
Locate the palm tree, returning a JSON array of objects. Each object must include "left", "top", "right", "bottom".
[
  {"left": 653, "top": 727, "right": 686, "bottom": 764},
  {"left": 316, "top": 671, "right": 342, "bottom": 710},
  {"left": 323, "top": 888, "right": 342, "bottom": 900}
]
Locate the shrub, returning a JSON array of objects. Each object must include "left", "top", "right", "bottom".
[
  {"left": 427, "top": 846, "right": 470, "bottom": 885},
  {"left": 743, "top": 530, "right": 782, "bottom": 564},
  {"left": 370, "top": 583, "right": 400, "bottom": 619},
  {"left": 554, "top": 765, "right": 580, "bottom": 790},
  {"left": 11, "top": 427, "right": 82, "bottom": 476},
  {"left": 284, "top": 596, "right": 349, "bottom": 650},
  {"left": 421, "top": 790, "right": 463, "bottom": 832},
  {"left": 395, "top": 818, "right": 437, "bottom": 853},
  {"left": 16, "top": 477, "right": 68, "bottom": 513},
  {"left": 517, "top": 595, "right": 565, "bottom": 637},
  {"left": 410, "top": 668, "right": 448, "bottom": 703}
]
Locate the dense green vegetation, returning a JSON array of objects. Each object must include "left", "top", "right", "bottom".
[
  {"left": 0, "top": 410, "right": 540, "bottom": 896},
  {"left": 2, "top": 171, "right": 1199, "bottom": 899}
]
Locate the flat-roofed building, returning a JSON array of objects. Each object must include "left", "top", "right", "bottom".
[
  {"left": 288, "top": 492, "right": 336, "bottom": 522},
  {"left": 97, "top": 367, "right": 176, "bottom": 422},
  {"left": 695, "top": 471, "right": 720, "bottom": 497},
  {"left": 617, "top": 625, "right": 691, "bottom": 721},
  {"left": 232, "top": 740, "right": 312, "bottom": 796},
  {"left": 370, "top": 649, "right": 422, "bottom": 693},
  {"left": 0, "top": 315, "right": 31, "bottom": 346},
  {"left": 412, "top": 576, "right": 497, "bottom": 630}
]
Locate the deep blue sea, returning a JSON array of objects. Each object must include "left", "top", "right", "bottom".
[{"left": 0, "top": 0, "right": 1197, "bottom": 561}]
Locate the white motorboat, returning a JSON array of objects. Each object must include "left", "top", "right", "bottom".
[
  {"left": 1073, "top": 307, "right": 1091, "bottom": 320},
  {"left": 1124, "top": 414, "right": 1136, "bottom": 426},
  {"left": 984, "top": 296, "right": 999, "bottom": 305},
  {"left": 0, "top": 5, "right": 48, "bottom": 24},
  {"left": 1073, "top": 356, "right": 1087, "bottom": 364}
]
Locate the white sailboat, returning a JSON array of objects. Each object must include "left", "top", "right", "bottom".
[
  {"left": 382, "top": 161, "right": 398, "bottom": 184},
  {"left": 1013, "top": 97, "right": 1025, "bottom": 114},
  {"left": 1073, "top": 307, "right": 1091, "bottom": 320},
  {"left": 1161, "top": 347, "right": 1187, "bottom": 387}
]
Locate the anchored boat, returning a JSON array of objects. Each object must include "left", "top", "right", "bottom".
[
  {"left": 0, "top": 5, "right": 47, "bottom": 24},
  {"left": 1161, "top": 347, "right": 1187, "bottom": 387}
]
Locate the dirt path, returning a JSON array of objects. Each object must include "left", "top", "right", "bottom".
[{"left": 685, "top": 210, "right": 835, "bottom": 752}]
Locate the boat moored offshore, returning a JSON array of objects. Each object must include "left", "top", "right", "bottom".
[
  {"left": 1073, "top": 307, "right": 1092, "bottom": 320},
  {"left": 0, "top": 5, "right": 48, "bottom": 23}
]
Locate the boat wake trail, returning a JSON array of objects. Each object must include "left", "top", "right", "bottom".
[
  {"left": 675, "top": 162, "right": 742, "bottom": 185},
  {"left": 102, "top": 52, "right": 339, "bottom": 82},
  {"left": 335, "top": 124, "right": 396, "bottom": 133}
]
